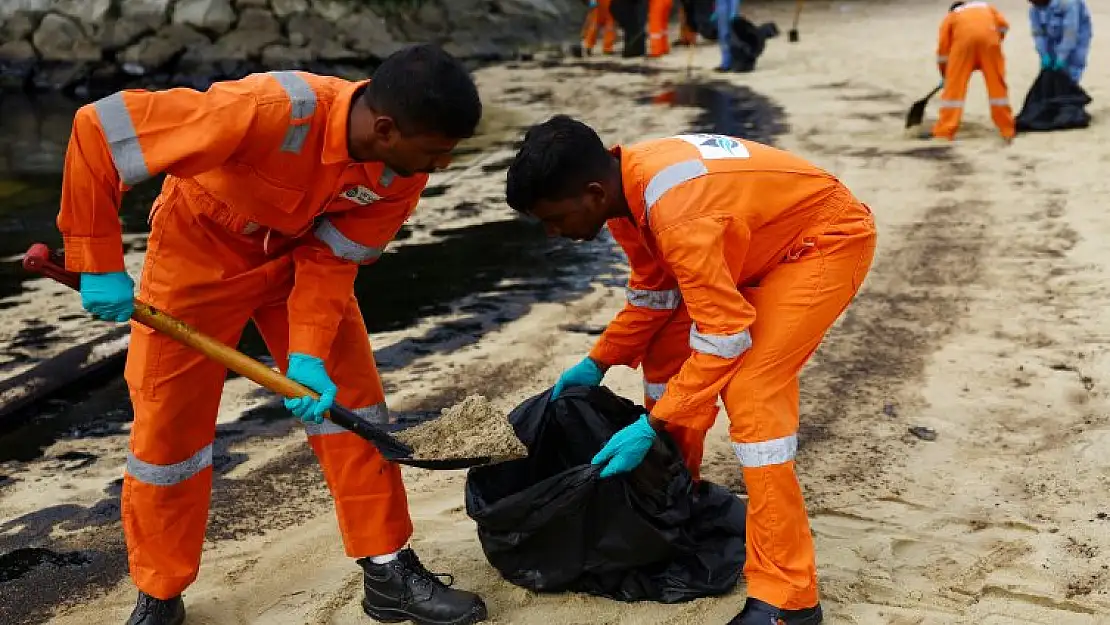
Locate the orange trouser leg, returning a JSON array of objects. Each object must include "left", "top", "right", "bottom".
[
  {"left": 648, "top": 0, "right": 673, "bottom": 56},
  {"left": 599, "top": 0, "right": 617, "bottom": 53},
  {"left": 641, "top": 305, "right": 718, "bottom": 481},
  {"left": 721, "top": 199, "right": 877, "bottom": 610},
  {"left": 584, "top": 7, "right": 600, "bottom": 50},
  {"left": 933, "top": 47, "right": 974, "bottom": 139},
  {"left": 980, "top": 44, "right": 1015, "bottom": 139},
  {"left": 122, "top": 191, "right": 275, "bottom": 600},
  {"left": 253, "top": 298, "right": 413, "bottom": 558}
]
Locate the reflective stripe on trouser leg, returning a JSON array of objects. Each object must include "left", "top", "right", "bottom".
[
  {"left": 723, "top": 202, "right": 876, "bottom": 609},
  {"left": 933, "top": 49, "right": 973, "bottom": 138},
  {"left": 980, "top": 44, "right": 1015, "bottom": 138},
  {"left": 256, "top": 300, "right": 413, "bottom": 558}
]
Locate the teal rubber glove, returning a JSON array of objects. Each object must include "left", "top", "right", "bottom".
[
  {"left": 552, "top": 357, "right": 605, "bottom": 399},
  {"left": 1040, "top": 53, "right": 1053, "bottom": 69},
  {"left": 1051, "top": 56, "right": 1068, "bottom": 71},
  {"left": 79, "top": 272, "right": 135, "bottom": 322},
  {"left": 284, "top": 353, "right": 337, "bottom": 424},
  {"left": 592, "top": 414, "right": 657, "bottom": 478}
]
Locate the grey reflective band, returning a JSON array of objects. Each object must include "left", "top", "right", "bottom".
[
  {"left": 126, "top": 444, "right": 213, "bottom": 486},
  {"left": 305, "top": 419, "right": 349, "bottom": 436},
  {"left": 644, "top": 159, "right": 708, "bottom": 219},
  {"left": 626, "top": 287, "right": 681, "bottom": 310},
  {"left": 732, "top": 435, "right": 797, "bottom": 467},
  {"left": 936, "top": 55, "right": 948, "bottom": 63},
  {"left": 938, "top": 100, "right": 965, "bottom": 109},
  {"left": 989, "top": 98, "right": 1010, "bottom": 107},
  {"left": 314, "top": 219, "right": 383, "bottom": 264},
  {"left": 379, "top": 167, "right": 395, "bottom": 188},
  {"left": 93, "top": 92, "right": 151, "bottom": 186},
  {"left": 643, "top": 379, "right": 666, "bottom": 401},
  {"left": 689, "top": 324, "right": 752, "bottom": 359},
  {"left": 268, "top": 71, "right": 317, "bottom": 154},
  {"left": 305, "top": 402, "right": 389, "bottom": 436}
]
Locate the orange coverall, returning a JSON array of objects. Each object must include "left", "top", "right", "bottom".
[
  {"left": 934, "top": 1, "right": 1015, "bottom": 140},
  {"left": 648, "top": 0, "right": 674, "bottom": 56},
  {"left": 57, "top": 72, "right": 422, "bottom": 599},
  {"left": 584, "top": 0, "right": 617, "bottom": 54},
  {"left": 590, "top": 134, "right": 876, "bottom": 609}
]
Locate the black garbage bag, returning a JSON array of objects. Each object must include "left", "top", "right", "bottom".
[
  {"left": 727, "top": 16, "right": 774, "bottom": 72},
  {"left": 692, "top": 0, "right": 718, "bottom": 41},
  {"left": 1016, "top": 69, "right": 1092, "bottom": 132},
  {"left": 464, "top": 386, "right": 746, "bottom": 603}
]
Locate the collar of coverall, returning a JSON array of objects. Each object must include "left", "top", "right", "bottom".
[
  {"left": 321, "top": 78, "right": 372, "bottom": 165},
  {"left": 610, "top": 145, "right": 650, "bottom": 229}
]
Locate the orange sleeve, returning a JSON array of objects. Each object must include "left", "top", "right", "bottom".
[
  {"left": 589, "top": 218, "right": 680, "bottom": 368},
  {"left": 648, "top": 210, "right": 755, "bottom": 425},
  {"left": 937, "top": 14, "right": 954, "bottom": 62},
  {"left": 57, "top": 81, "right": 260, "bottom": 273},
  {"left": 993, "top": 6, "right": 1009, "bottom": 38},
  {"left": 287, "top": 177, "right": 426, "bottom": 358}
]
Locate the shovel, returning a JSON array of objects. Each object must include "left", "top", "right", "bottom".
[
  {"left": 905, "top": 84, "right": 943, "bottom": 129},
  {"left": 788, "top": 0, "right": 804, "bottom": 42},
  {"left": 22, "top": 243, "right": 492, "bottom": 471}
]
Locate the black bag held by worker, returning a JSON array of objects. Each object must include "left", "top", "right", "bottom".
[
  {"left": 1016, "top": 69, "right": 1092, "bottom": 132},
  {"left": 464, "top": 386, "right": 746, "bottom": 603}
]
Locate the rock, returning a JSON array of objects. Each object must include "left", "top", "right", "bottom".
[
  {"left": 121, "top": 0, "right": 175, "bottom": 29},
  {"left": 0, "top": 0, "right": 53, "bottom": 21},
  {"left": 204, "top": 11, "right": 283, "bottom": 62},
  {"left": 287, "top": 12, "right": 336, "bottom": 47},
  {"left": 236, "top": 0, "right": 270, "bottom": 7},
  {"left": 33, "top": 13, "right": 102, "bottom": 62},
  {"left": 1, "top": 12, "right": 37, "bottom": 40},
  {"left": 98, "top": 19, "right": 154, "bottom": 52},
  {"left": 271, "top": 0, "right": 308, "bottom": 18},
  {"left": 261, "top": 44, "right": 315, "bottom": 67},
  {"left": 313, "top": 0, "right": 353, "bottom": 23},
  {"left": 173, "top": 0, "right": 236, "bottom": 35},
  {"left": 120, "top": 25, "right": 211, "bottom": 72},
  {"left": 339, "top": 8, "right": 405, "bottom": 58},
  {"left": 415, "top": 1, "right": 450, "bottom": 33},
  {"left": 31, "top": 62, "right": 91, "bottom": 91},
  {"left": 443, "top": 40, "right": 509, "bottom": 62},
  {"left": 237, "top": 8, "right": 280, "bottom": 34},
  {"left": 55, "top": 0, "right": 112, "bottom": 27},
  {"left": 317, "top": 41, "right": 358, "bottom": 63},
  {"left": 499, "top": 0, "right": 563, "bottom": 18},
  {"left": 0, "top": 40, "right": 37, "bottom": 62}
]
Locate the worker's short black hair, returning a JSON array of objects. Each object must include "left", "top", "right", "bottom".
[
  {"left": 362, "top": 44, "right": 481, "bottom": 139},
  {"left": 505, "top": 115, "right": 613, "bottom": 214},
  {"left": 949, "top": 1, "right": 965, "bottom": 10}
]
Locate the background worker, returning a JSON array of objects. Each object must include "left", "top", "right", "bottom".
[
  {"left": 715, "top": 0, "right": 742, "bottom": 71},
  {"left": 648, "top": 0, "right": 675, "bottom": 56},
  {"left": 1029, "top": 0, "right": 1092, "bottom": 84},
  {"left": 507, "top": 116, "right": 877, "bottom": 625},
  {"left": 59, "top": 45, "right": 488, "bottom": 625},
  {"left": 932, "top": 1, "right": 1015, "bottom": 142},
  {"left": 583, "top": 0, "right": 618, "bottom": 55}
]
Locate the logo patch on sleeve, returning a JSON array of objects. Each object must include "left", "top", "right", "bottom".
[{"left": 340, "top": 185, "right": 382, "bottom": 205}]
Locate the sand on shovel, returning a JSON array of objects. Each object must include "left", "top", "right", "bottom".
[{"left": 395, "top": 394, "right": 528, "bottom": 462}]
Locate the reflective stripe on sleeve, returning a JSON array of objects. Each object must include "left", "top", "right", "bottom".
[
  {"left": 732, "top": 434, "right": 797, "bottom": 467},
  {"left": 689, "top": 323, "right": 751, "bottom": 359},
  {"left": 93, "top": 92, "right": 152, "bottom": 186},
  {"left": 268, "top": 71, "right": 317, "bottom": 154},
  {"left": 644, "top": 379, "right": 667, "bottom": 401},
  {"left": 125, "top": 444, "right": 213, "bottom": 486},
  {"left": 313, "top": 218, "right": 383, "bottom": 264},
  {"left": 626, "top": 287, "right": 681, "bottom": 310},
  {"left": 644, "top": 159, "right": 708, "bottom": 219}
]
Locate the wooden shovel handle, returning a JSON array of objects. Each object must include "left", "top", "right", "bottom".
[{"left": 21, "top": 243, "right": 413, "bottom": 459}]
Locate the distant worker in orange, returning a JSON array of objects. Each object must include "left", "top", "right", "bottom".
[
  {"left": 675, "top": 0, "right": 699, "bottom": 46},
  {"left": 931, "top": 1, "right": 1016, "bottom": 141},
  {"left": 583, "top": 0, "right": 618, "bottom": 55},
  {"left": 506, "top": 116, "right": 877, "bottom": 624},
  {"left": 648, "top": 0, "right": 675, "bottom": 56},
  {"left": 58, "top": 44, "right": 488, "bottom": 625}
]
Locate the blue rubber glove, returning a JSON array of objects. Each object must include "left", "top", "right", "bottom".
[
  {"left": 552, "top": 357, "right": 605, "bottom": 399},
  {"left": 1051, "top": 56, "right": 1067, "bottom": 72},
  {"left": 284, "top": 353, "right": 337, "bottom": 424},
  {"left": 1040, "top": 53, "right": 1053, "bottom": 69},
  {"left": 938, "top": 78, "right": 945, "bottom": 89},
  {"left": 79, "top": 272, "right": 135, "bottom": 322},
  {"left": 592, "top": 414, "right": 657, "bottom": 478}
]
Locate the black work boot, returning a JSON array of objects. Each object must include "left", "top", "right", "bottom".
[
  {"left": 727, "top": 597, "right": 823, "bottom": 625},
  {"left": 126, "top": 591, "right": 185, "bottom": 625},
  {"left": 359, "top": 548, "right": 488, "bottom": 625}
]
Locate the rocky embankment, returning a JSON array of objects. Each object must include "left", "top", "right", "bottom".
[{"left": 0, "top": 0, "right": 583, "bottom": 94}]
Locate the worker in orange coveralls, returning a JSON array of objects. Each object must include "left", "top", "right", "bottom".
[
  {"left": 584, "top": 0, "right": 618, "bottom": 55},
  {"left": 57, "top": 44, "right": 488, "bottom": 625},
  {"left": 931, "top": 1, "right": 1016, "bottom": 141},
  {"left": 506, "top": 116, "right": 877, "bottom": 625},
  {"left": 648, "top": 0, "right": 675, "bottom": 56}
]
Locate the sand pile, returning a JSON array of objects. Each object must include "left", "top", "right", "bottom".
[{"left": 396, "top": 394, "right": 528, "bottom": 462}]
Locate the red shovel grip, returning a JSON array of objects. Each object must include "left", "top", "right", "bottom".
[{"left": 23, "top": 243, "right": 80, "bottom": 290}]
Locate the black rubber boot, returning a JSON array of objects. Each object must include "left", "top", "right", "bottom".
[
  {"left": 126, "top": 592, "right": 185, "bottom": 625},
  {"left": 727, "top": 598, "right": 823, "bottom": 625},
  {"left": 360, "top": 549, "right": 488, "bottom": 625}
]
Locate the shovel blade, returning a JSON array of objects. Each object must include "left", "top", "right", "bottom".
[
  {"left": 397, "top": 456, "right": 494, "bottom": 470},
  {"left": 788, "top": 29, "right": 799, "bottom": 42},
  {"left": 905, "top": 99, "right": 928, "bottom": 128}
]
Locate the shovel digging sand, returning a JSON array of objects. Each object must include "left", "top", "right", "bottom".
[{"left": 22, "top": 243, "right": 524, "bottom": 471}]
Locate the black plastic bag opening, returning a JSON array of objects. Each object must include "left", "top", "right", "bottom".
[
  {"left": 1016, "top": 69, "right": 1092, "bottom": 133},
  {"left": 465, "top": 386, "right": 746, "bottom": 604}
]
